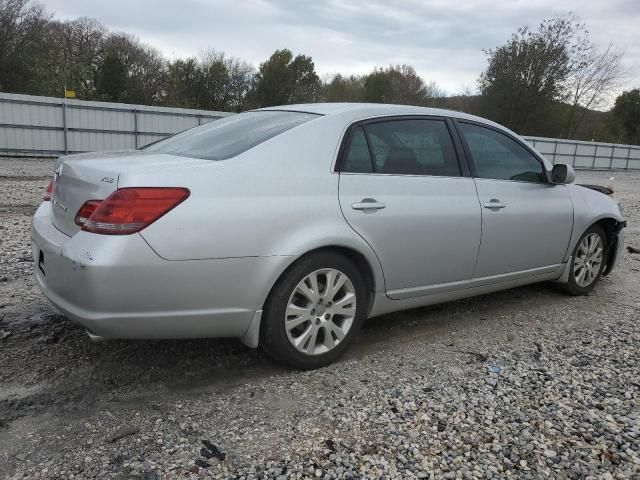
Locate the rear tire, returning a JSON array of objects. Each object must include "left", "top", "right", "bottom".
[
  {"left": 259, "top": 251, "right": 368, "bottom": 370},
  {"left": 563, "top": 224, "right": 607, "bottom": 296}
]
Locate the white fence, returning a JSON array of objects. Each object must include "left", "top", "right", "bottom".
[
  {"left": 1, "top": 92, "right": 639, "bottom": 169},
  {"left": 523, "top": 136, "right": 640, "bottom": 170},
  {"left": 0, "top": 92, "right": 232, "bottom": 157}
]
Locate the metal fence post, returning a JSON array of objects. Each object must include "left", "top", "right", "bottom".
[
  {"left": 608, "top": 144, "right": 615, "bottom": 170},
  {"left": 197, "top": 114, "right": 202, "bottom": 126},
  {"left": 552, "top": 139, "right": 558, "bottom": 165},
  {"left": 625, "top": 146, "right": 632, "bottom": 170},
  {"left": 61, "top": 100, "right": 69, "bottom": 154},
  {"left": 572, "top": 142, "right": 578, "bottom": 168},
  {"left": 133, "top": 109, "right": 139, "bottom": 149},
  {"left": 592, "top": 145, "right": 597, "bottom": 169}
]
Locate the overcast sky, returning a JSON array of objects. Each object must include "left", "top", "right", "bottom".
[{"left": 46, "top": 0, "right": 639, "bottom": 96}]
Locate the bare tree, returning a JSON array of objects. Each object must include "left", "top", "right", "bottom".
[
  {"left": 360, "top": 65, "right": 443, "bottom": 105},
  {"left": 388, "top": 64, "right": 443, "bottom": 105},
  {"left": 0, "top": 0, "right": 51, "bottom": 92},
  {"left": 200, "top": 49, "right": 253, "bottom": 111},
  {"left": 477, "top": 16, "right": 577, "bottom": 134},
  {"left": 565, "top": 43, "right": 626, "bottom": 138},
  {"left": 478, "top": 14, "right": 627, "bottom": 137},
  {"left": 47, "top": 17, "right": 106, "bottom": 97}
]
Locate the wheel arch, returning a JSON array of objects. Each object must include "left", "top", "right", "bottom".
[
  {"left": 577, "top": 216, "right": 623, "bottom": 260},
  {"left": 240, "top": 242, "right": 384, "bottom": 349},
  {"left": 268, "top": 244, "right": 381, "bottom": 312},
  {"left": 593, "top": 217, "right": 625, "bottom": 276},
  {"left": 557, "top": 216, "right": 624, "bottom": 286},
  {"left": 566, "top": 185, "right": 623, "bottom": 262}
]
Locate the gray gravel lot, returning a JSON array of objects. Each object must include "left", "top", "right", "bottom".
[{"left": 0, "top": 158, "right": 639, "bottom": 479}]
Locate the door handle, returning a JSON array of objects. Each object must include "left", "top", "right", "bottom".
[
  {"left": 483, "top": 199, "right": 506, "bottom": 210},
  {"left": 352, "top": 199, "right": 386, "bottom": 211}
]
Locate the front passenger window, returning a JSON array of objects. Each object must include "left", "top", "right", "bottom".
[{"left": 459, "top": 122, "right": 545, "bottom": 182}]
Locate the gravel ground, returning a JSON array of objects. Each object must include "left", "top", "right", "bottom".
[{"left": 1, "top": 159, "right": 639, "bottom": 480}]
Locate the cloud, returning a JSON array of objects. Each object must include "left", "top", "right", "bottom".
[{"left": 46, "top": 0, "right": 639, "bottom": 96}]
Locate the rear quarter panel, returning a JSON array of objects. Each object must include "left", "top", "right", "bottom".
[{"left": 121, "top": 115, "right": 386, "bottom": 291}]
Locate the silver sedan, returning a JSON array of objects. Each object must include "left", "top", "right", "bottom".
[{"left": 31, "top": 103, "right": 626, "bottom": 369}]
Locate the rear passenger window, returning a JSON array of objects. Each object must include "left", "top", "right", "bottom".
[
  {"left": 341, "top": 118, "right": 460, "bottom": 176},
  {"left": 343, "top": 127, "right": 373, "bottom": 173}
]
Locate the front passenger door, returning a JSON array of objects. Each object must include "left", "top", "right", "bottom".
[{"left": 456, "top": 121, "right": 573, "bottom": 282}]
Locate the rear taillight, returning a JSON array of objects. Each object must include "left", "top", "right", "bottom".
[
  {"left": 74, "top": 200, "right": 102, "bottom": 227},
  {"left": 80, "top": 187, "right": 190, "bottom": 235},
  {"left": 43, "top": 181, "right": 53, "bottom": 201}
]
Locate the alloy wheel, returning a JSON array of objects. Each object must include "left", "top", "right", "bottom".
[
  {"left": 284, "top": 268, "right": 357, "bottom": 355},
  {"left": 573, "top": 233, "right": 604, "bottom": 288}
]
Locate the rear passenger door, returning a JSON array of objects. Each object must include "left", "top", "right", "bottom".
[
  {"left": 337, "top": 117, "right": 482, "bottom": 299},
  {"left": 455, "top": 121, "right": 574, "bottom": 282}
]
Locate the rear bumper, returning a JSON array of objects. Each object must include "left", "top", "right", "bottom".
[{"left": 31, "top": 203, "right": 291, "bottom": 340}]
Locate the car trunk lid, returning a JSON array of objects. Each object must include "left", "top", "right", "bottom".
[{"left": 50, "top": 150, "right": 206, "bottom": 236}]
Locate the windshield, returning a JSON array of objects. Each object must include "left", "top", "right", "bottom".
[{"left": 144, "top": 110, "right": 320, "bottom": 160}]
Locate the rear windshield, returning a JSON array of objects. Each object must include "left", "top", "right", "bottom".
[{"left": 144, "top": 110, "right": 319, "bottom": 160}]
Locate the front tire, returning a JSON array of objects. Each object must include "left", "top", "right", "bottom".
[
  {"left": 260, "top": 252, "right": 368, "bottom": 370},
  {"left": 564, "top": 224, "right": 607, "bottom": 295}
]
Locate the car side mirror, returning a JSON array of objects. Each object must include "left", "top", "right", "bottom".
[{"left": 551, "top": 164, "right": 575, "bottom": 184}]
